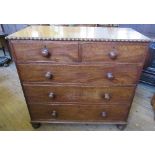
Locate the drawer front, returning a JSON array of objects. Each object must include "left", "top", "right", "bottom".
[
  {"left": 18, "top": 64, "right": 141, "bottom": 85},
  {"left": 24, "top": 84, "right": 135, "bottom": 104},
  {"left": 11, "top": 40, "right": 79, "bottom": 62},
  {"left": 29, "top": 104, "right": 129, "bottom": 122},
  {"left": 81, "top": 42, "right": 148, "bottom": 63}
]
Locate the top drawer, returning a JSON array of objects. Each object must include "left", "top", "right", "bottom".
[
  {"left": 80, "top": 42, "right": 148, "bottom": 63},
  {"left": 11, "top": 40, "right": 79, "bottom": 63}
]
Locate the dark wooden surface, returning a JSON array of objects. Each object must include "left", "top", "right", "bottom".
[
  {"left": 29, "top": 104, "right": 129, "bottom": 122},
  {"left": 18, "top": 63, "right": 142, "bottom": 85},
  {"left": 11, "top": 40, "right": 79, "bottom": 63},
  {"left": 81, "top": 42, "right": 148, "bottom": 63},
  {"left": 8, "top": 26, "right": 150, "bottom": 127},
  {"left": 2, "top": 62, "right": 155, "bottom": 130},
  {"left": 11, "top": 40, "right": 148, "bottom": 64},
  {"left": 23, "top": 84, "right": 135, "bottom": 104}
]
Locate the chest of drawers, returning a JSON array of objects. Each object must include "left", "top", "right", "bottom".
[{"left": 7, "top": 26, "right": 150, "bottom": 130}]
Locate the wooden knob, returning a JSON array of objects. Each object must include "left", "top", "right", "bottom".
[
  {"left": 49, "top": 92, "right": 55, "bottom": 99},
  {"left": 106, "top": 72, "right": 114, "bottom": 80},
  {"left": 51, "top": 110, "right": 57, "bottom": 118},
  {"left": 109, "top": 51, "right": 117, "bottom": 59},
  {"left": 101, "top": 112, "right": 107, "bottom": 117},
  {"left": 104, "top": 93, "right": 111, "bottom": 100},
  {"left": 45, "top": 72, "right": 53, "bottom": 79},
  {"left": 41, "top": 48, "right": 49, "bottom": 57}
]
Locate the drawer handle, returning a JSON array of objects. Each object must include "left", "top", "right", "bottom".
[
  {"left": 45, "top": 72, "right": 53, "bottom": 79},
  {"left": 109, "top": 51, "right": 117, "bottom": 60},
  {"left": 49, "top": 92, "right": 55, "bottom": 99},
  {"left": 104, "top": 93, "right": 111, "bottom": 100},
  {"left": 41, "top": 47, "right": 49, "bottom": 57},
  {"left": 106, "top": 72, "right": 114, "bottom": 80},
  {"left": 51, "top": 110, "right": 57, "bottom": 118},
  {"left": 101, "top": 111, "right": 107, "bottom": 118}
]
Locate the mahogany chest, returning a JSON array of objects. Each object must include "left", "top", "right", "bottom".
[{"left": 7, "top": 26, "right": 150, "bottom": 130}]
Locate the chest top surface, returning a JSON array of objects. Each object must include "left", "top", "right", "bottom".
[{"left": 6, "top": 26, "right": 150, "bottom": 42}]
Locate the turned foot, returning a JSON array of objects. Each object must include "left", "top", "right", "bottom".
[
  {"left": 31, "top": 123, "right": 41, "bottom": 129},
  {"left": 116, "top": 124, "right": 127, "bottom": 130}
]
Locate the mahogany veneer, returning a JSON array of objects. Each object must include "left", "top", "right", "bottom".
[
  {"left": 18, "top": 63, "right": 141, "bottom": 85},
  {"left": 7, "top": 26, "right": 151, "bottom": 130},
  {"left": 11, "top": 40, "right": 79, "bottom": 63},
  {"left": 23, "top": 84, "right": 135, "bottom": 104},
  {"left": 29, "top": 104, "right": 129, "bottom": 122}
]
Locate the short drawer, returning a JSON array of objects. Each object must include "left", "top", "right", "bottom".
[
  {"left": 11, "top": 40, "right": 79, "bottom": 62},
  {"left": 24, "top": 84, "right": 135, "bottom": 104},
  {"left": 18, "top": 63, "right": 141, "bottom": 85},
  {"left": 29, "top": 104, "right": 129, "bottom": 122},
  {"left": 81, "top": 42, "right": 148, "bottom": 63}
]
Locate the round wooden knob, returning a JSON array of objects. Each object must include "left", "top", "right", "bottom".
[
  {"left": 104, "top": 93, "right": 111, "bottom": 100},
  {"left": 49, "top": 92, "right": 55, "bottom": 99},
  {"left": 101, "top": 112, "right": 107, "bottom": 117},
  {"left": 51, "top": 110, "right": 57, "bottom": 118},
  {"left": 106, "top": 72, "right": 114, "bottom": 80},
  {"left": 41, "top": 48, "right": 49, "bottom": 57},
  {"left": 45, "top": 72, "right": 53, "bottom": 79},
  {"left": 109, "top": 51, "right": 117, "bottom": 60}
]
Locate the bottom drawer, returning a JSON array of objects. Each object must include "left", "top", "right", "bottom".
[{"left": 28, "top": 104, "right": 130, "bottom": 122}]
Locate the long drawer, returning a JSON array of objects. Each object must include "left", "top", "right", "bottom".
[
  {"left": 81, "top": 42, "right": 147, "bottom": 63},
  {"left": 28, "top": 104, "right": 129, "bottom": 122},
  {"left": 18, "top": 63, "right": 141, "bottom": 85},
  {"left": 11, "top": 40, "right": 79, "bottom": 63},
  {"left": 24, "top": 84, "right": 135, "bottom": 104}
]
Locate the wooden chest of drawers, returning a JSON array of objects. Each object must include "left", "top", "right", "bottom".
[{"left": 7, "top": 26, "right": 150, "bottom": 130}]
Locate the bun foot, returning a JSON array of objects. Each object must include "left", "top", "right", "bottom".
[
  {"left": 31, "top": 123, "right": 41, "bottom": 129},
  {"left": 116, "top": 124, "right": 127, "bottom": 130}
]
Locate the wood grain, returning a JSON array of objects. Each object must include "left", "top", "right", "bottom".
[
  {"left": 6, "top": 26, "right": 150, "bottom": 128},
  {"left": 23, "top": 84, "right": 135, "bottom": 104},
  {"left": 28, "top": 104, "right": 129, "bottom": 122},
  {"left": 81, "top": 42, "right": 148, "bottom": 63},
  {"left": 18, "top": 63, "right": 142, "bottom": 85},
  {"left": 11, "top": 40, "right": 79, "bottom": 62},
  {"left": 6, "top": 26, "right": 150, "bottom": 42},
  {"left": 1, "top": 62, "right": 155, "bottom": 130}
]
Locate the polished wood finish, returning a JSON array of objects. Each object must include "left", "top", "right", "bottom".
[
  {"left": 7, "top": 26, "right": 150, "bottom": 129},
  {"left": 6, "top": 26, "right": 150, "bottom": 42},
  {"left": 109, "top": 51, "right": 118, "bottom": 60},
  {"left": 41, "top": 47, "right": 50, "bottom": 57},
  {"left": 45, "top": 71, "right": 53, "bottom": 79},
  {"left": 1, "top": 63, "right": 155, "bottom": 130},
  {"left": 28, "top": 104, "right": 129, "bottom": 122},
  {"left": 81, "top": 42, "right": 148, "bottom": 63},
  {"left": 23, "top": 84, "right": 135, "bottom": 104},
  {"left": 11, "top": 40, "right": 79, "bottom": 63},
  {"left": 18, "top": 63, "right": 141, "bottom": 85}
]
